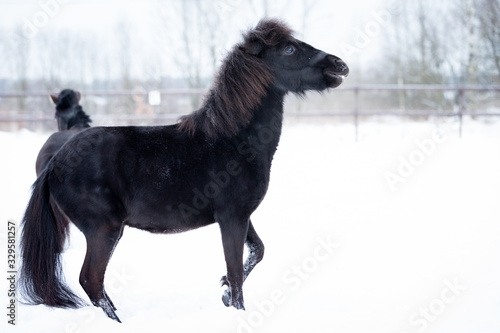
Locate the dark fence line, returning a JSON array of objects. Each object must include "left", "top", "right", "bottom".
[
  {"left": 2, "top": 84, "right": 499, "bottom": 97},
  {"left": 1, "top": 85, "right": 499, "bottom": 139},
  {"left": 0, "top": 89, "right": 207, "bottom": 98},
  {"left": 346, "top": 85, "right": 500, "bottom": 139}
]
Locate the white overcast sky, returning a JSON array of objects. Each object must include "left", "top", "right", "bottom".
[{"left": 0, "top": 0, "right": 392, "bottom": 80}]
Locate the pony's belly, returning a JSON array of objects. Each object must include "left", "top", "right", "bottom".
[{"left": 124, "top": 205, "right": 215, "bottom": 234}]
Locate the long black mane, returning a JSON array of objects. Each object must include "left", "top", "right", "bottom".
[
  {"left": 178, "top": 19, "right": 294, "bottom": 138},
  {"left": 64, "top": 105, "right": 91, "bottom": 130}
]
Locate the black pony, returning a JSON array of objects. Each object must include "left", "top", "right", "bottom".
[
  {"left": 35, "top": 89, "right": 91, "bottom": 175},
  {"left": 19, "top": 19, "right": 348, "bottom": 322}
]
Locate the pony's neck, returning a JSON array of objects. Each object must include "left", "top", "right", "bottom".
[
  {"left": 248, "top": 88, "right": 285, "bottom": 131},
  {"left": 236, "top": 87, "right": 286, "bottom": 163}
]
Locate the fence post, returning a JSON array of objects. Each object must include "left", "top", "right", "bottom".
[
  {"left": 457, "top": 88, "right": 464, "bottom": 138},
  {"left": 354, "top": 86, "right": 359, "bottom": 142}
]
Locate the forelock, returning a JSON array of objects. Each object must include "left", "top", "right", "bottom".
[{"left": 245, "top": 18, "right": 295, "bottom": 46}]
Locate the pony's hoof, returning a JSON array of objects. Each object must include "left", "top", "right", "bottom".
[
  {"left": 104, "top": 291, "right": 117, "bottom": 311},
  {"left": 103, "top": 307, "right": 122, "bottom": 323},
  {"left": 222, "top": 290, "right": 231, "bottom": 307},
  {"left": 220, "top": 276, "right": 245, "bottom": 310},
  {"left": 96, "top": 299, "right": 122, "bottom": 323},
  {"left": 220, "top": 275, "right": 229, "bottom": 287},
  {"left": 221, "top": 289, "right": 245, "bottom": 310},
  {"left": 220, "top": 276, "right": 231, "bottom": 307}
]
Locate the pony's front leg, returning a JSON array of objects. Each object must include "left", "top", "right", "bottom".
[
  {"left": 221, "top": 220, "right": 264, "bottom": 286},
  {"left": 219, "top": 218, "right": 249, "bottom": 310},
  {"left": 242, "top": 221, "right": 264, "bottom": 280}
]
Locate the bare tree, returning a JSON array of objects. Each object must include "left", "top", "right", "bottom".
[
  {"left": 154, "top": 0, "right": 233, "bottom": 107},
  {"left": 301, "top": 0, "right": 319, "bottom": 39},
  {"left": 115, "top": 18, "right": 133, "bottom": 90},
  {"left": 477, "top": 0, "right": 500, "bottom": 79},
  {"left": 9, "top": 26, "right": 31, "bottom": 112},
  {"left": 379, "top": 0, "right": 499, "bottom": 84}
]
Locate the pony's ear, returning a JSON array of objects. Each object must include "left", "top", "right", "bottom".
[
  {"left": 49, "top": 94, "right": 58, "bottom": 104},
  {"left": 239, "top": 35, "right": 264, "bottom": 56},
  {"left": 76, "top": 91, "right": 82, "bottom": 102}
]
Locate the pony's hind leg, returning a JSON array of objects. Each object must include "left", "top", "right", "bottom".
[
  {"left": 79, "top": 222, "right": 124, "bottom": 322},
  {"left": 221, "top": 220, "right": 264, "bottom": 301}
]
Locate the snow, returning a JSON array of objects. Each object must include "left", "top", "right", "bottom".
[{"left": 1, "top": 118, "right": 500, "bottom": 333}]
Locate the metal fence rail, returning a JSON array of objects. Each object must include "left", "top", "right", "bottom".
[
  {"left": 1, "top": 85, "right": 499, "bottom": 139},
  {"left": 344, "top": 85, "right": 500, "bottom": 139}
]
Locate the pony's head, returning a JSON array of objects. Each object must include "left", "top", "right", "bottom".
[
  {"left": 179, "top": 18, "right": 348, "bottom": 138},
  {"left": 239, "top": 19, "right": 349, "bottom": 93},
  {"left": 49, "top": 89, "right": 89, "bottom": 131}
]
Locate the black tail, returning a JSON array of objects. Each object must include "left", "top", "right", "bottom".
[{"left": 19, "top": 169, "right": 85, "bottom": 308}]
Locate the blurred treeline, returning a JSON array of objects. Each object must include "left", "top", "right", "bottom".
[{"left": 0, "top": 0, "right": 498, "bottom": 131}]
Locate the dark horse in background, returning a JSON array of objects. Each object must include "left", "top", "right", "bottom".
[
  {"left": 35, "top": 89, "right": 91, "bottom": 175},
  {"left": 19, "top": 19, "right": 349, "bottom": 323}
]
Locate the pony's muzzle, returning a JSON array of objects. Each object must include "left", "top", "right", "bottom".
[{"left": 326, "top": 55, "right": 349, "bottom": 77}]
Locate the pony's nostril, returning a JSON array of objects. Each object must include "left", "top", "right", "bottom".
[
  {"left": 333, "top": 60, "right": 349, "bottom": 76},
  {"left": 327, "top": 54, "right": 342, "bottom": 65},
  {"left": 325, "top": 55, "right": 349, "bottom": 76},
  {"left": 337, "top": 62, "right": 349, "bottom": 75}
]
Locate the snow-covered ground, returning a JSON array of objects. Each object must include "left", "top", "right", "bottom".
[{"left": 1, "top": 118, "right": 500, "bottom": 333}]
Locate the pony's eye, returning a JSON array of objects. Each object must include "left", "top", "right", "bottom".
[{"left": 284, "top": 45, "right": 295, "bottom": 55}]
